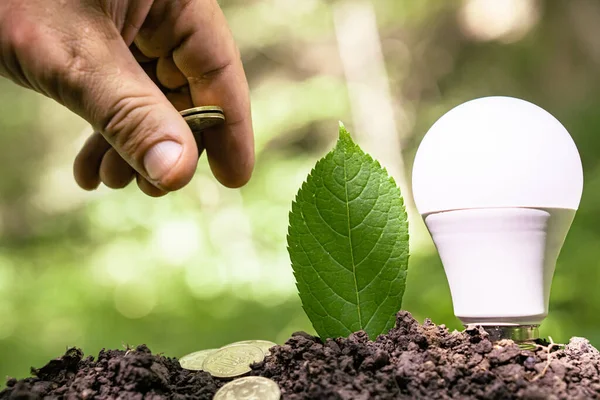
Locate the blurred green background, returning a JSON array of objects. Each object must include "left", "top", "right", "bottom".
[{"left": 1, "top": 0, "right": 599, "bottom": 384}]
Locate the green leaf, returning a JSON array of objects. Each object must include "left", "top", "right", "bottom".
[{"left": 287, "top": 122, "right": 409, "bottom": 340}]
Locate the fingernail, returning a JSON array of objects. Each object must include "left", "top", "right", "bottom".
[{"left": 144, "top": 141, "right": 183, "bottom": 182}]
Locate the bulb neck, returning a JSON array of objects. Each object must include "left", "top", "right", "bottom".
[
  {"left": 471, "top": 325, "right": 540, "bottom": 342},
  {"left": 424, "top": 207, "right": 576, "bottom": 326}
]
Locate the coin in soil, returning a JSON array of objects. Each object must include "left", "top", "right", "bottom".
[
  {"left": 213, "top": 376, "right": 281, "bottom": 400},
  {"left": 180, "top": 106, "right": 225, "bottom": 135},
  {"left": 203, "top": 344, "right": 265, "bottom": 378},
  {"left": 228, "top": 340, "right": 277, "bottom": 356},
  {"left": 178, "top": 349, "right": 217, "bottom": 371}
]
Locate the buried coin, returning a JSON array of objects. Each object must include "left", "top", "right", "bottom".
[
  {"left": 203, "top": 344, "right": 265, "bottom": 378},
  {"left": 213, "top": 376, "right": 281, "bottom": 400},
  {"left": 179, "top": 349, "right": 217, "bottom": 371},
  {"left": 228, "top": 340, "right": 278, "bottom": 356},
  {"left": 179, "top": 106, "right": 225, "bottom": 136}
]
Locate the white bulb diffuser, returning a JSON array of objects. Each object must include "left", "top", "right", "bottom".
[{"left": 412, "top": 96, "right": 583, "bottom": 341}]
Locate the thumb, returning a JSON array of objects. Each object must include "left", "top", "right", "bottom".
[
  {"left": 3, "top": 12, "right": 198, "bottom": 191},
  {"left": 79, "top": 31, "right": 199, "bottom": 191}
]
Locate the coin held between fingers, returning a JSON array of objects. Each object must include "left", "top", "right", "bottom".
[{"left": 180, "top": 106, "right": 225, "bottom": 137}]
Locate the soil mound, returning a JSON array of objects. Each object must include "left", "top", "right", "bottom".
[{"left": 3, "top": 311, "right": 600, "bottom": 399}]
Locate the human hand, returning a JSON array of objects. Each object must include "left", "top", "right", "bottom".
[{"left": 0, "top": 0, "right": 254, "bottom": 196}]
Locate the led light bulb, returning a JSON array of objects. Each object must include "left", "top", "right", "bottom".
[{"left": 412, "top": 96, "right": 583, "bottom": 340}]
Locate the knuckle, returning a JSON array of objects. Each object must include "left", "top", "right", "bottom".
[
  {"left": 101, "top": 96, "right": 156, "bottom": 159},
  {"left": 2, "top": 12, "right": 38, "bottom": 50},
  {"left": 49, "top": 39, "right": 101, "bottom": 105},
  {"left": 62, "top": 45, "right": 97, "bottom": 78},
  {"left": 1, "top": 12, "right": 97, "bottom": 105},
  {"left": 187, "top": 58, "right": 233, "bottom": 85},
  {"left": 0, "top": 13, "right": 39, "bottom": 84}
]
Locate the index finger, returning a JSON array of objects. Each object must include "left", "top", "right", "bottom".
[{"left": 136, "top": 0, "right": 254, "bottom": 188}]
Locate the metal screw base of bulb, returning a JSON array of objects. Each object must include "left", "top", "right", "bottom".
[{"left": 478, "top": 325, "right": 540, "bottom": 342}]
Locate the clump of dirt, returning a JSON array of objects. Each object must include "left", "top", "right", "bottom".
[
  {"left": 3, "top": 311, "right": 600, "bottom": 399},
  {"left": 1, "top": 345, "right": 220, "bottom": 399},
  {"left": 257, "top": 312, "right": 600, "bottom": 399}
]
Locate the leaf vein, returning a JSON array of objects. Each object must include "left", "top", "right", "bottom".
[
  {"left": 363, "top": 266, "right": 406, "bottom": 331},
  {"left": 343, "top": 152, "right": 363, "bottom": 328},
  {"left": 298, "top": 215, "right": 358, "bottom": 305}
]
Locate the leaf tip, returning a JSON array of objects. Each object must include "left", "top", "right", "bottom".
[
  {"left": 338, "top": 121, "right": 350, "bottom": 138},
  {"left": 337, "top": 121, "right": 355, "bottom": 148}
]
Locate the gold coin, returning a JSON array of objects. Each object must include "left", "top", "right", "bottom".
[
  {"left": 203, "top": 344, "right": 265, "bottom": 379},
  {"left": 227, "top": 340, "right": 278, "bottom": 356},
  {"left": 213, "top": 376, "right": 281, "bottom": 400},
  {"left": 179, "top": 349, "right": 217, "bottom": 371},
  {"left": 180, "top": 106, "right": 225, "bottom": 135},
  {"left": 179, "top": 106, "right": 224, "bottom": 117}
]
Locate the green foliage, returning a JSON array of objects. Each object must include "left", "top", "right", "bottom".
[
  {"left": 288, "top": 123, "right": 409, "bottom": 339},
  {"left": 3, "top": 0, "right": 600, "bottom": 389}
]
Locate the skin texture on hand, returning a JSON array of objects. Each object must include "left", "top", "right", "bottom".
[{"left": 0, "top": 0, "right": 254, "bottom": 197}]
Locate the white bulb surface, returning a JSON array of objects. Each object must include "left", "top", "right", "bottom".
[
  {"left": 412, "top": 96, "right": 583, "bottom": 214},
  {"left": 412, "top": 96, "right": 583, "bottom": 326}
]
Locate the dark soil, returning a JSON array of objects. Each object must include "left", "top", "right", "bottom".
[{"left": 3, "top": 311, "right": 600, "bottom": 399}]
